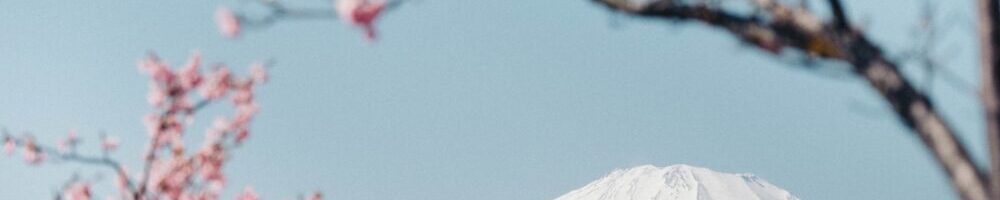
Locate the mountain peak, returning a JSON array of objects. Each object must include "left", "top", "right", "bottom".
[{"left": 556, "top": 164, "right": 799, "bottom": 200}]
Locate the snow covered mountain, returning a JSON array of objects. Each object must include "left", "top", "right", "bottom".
[{"left": 556, "top": 164, "right": 799, "bottom": 200}]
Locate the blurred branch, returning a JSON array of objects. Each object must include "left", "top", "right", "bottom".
[
  {"left": 0, "top": 130, "right": 136, "bottom": 196},
  {"left": 826, "top": 0, "right": 848, "bottom": 30},
  {"left": 591, "top": 0, "right": 989, "bottom": 199},
  {"left": 975, "top": 0, "right": 1000, "bottom": 199},
  {"left": 238, "top": 0, "right": 405, "bottom": 30},
  {"left": 894, "top": 1, "right": 974, "bottom": 95}
]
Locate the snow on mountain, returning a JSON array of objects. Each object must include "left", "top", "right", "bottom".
[{"left": 556, "top": 164, "right": 799, "bottom": 200}]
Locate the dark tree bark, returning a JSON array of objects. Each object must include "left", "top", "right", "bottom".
[
  {"left": 976, "top": 0, "right": 1000, "bottom": 199},
  {"left": 827, "top": 0, "right": 849, "bottom": 30},
  {"left": 591, "top": 0, "right": 990, "bottom": 199}
]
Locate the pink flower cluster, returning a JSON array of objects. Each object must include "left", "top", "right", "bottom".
[
  {"left": 137, "top": 51, "right": 270, "bottom": 199},
  {"left": 3, "top": 51, "right": 321, "bottom": 199},
  {"left": 3, "top": 135, "right": 44, "bottom": 164},
  {"left": 335, "top": 0, "right": 387, "bottom": 41},
  {"left": 22, "top": 139, "right": 43, "bottom": 164}
]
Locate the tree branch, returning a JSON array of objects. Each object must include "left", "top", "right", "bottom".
[
  {"left": 975, "top": 0, "right": 1000, "bottom": 199},
  {"left": 1, "top": 133, "right": 137, "bottom": 196},
  {"left": 592, "top": 1, "right": 989, "bottom": 199},
  {"left": 827, "top": 0, "right": 849, "bottom": 30},
  {"left": 135, "top": 98, "right": 211, "bottom": 200}
]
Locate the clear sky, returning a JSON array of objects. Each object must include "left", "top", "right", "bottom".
[{"left": 0, "top": 0, "right": 987, "bottom": 199}]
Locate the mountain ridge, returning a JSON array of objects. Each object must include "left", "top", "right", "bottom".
[{"left": 556, "top": 164, "right": 799, "bottom": 200}]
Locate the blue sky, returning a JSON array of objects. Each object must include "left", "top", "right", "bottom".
[{"left": 0, "top": 0, "right": 986, "bottom": 199}]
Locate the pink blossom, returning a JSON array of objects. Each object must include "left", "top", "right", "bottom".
[
  {"left": 179, "top": 52, "right": 203, "bottom": 90},
  {"left": 236, "top": 187, "right": 259, "bottom": 200},
  {"left": 139, "top": 51, "right": 208, "bottom": 111},
  {"left": 23, "top": 149, "right": 43, "bottom": 164},
  {"left": 101, "top": 136, "right": 119, "bottom": 151},
  {"left": 215, "top": 7, "right": 241, "bottom": 38},
  {"left": 235, "top": 103, "right": 259, "bottom": 122},
  {"left": 147, "top": 161, "right": 168, "bottom": 191},
  {"left": 231, "top": 84, "right": 255, "bottom": 105},
  {"left": 59, "top": 129, "right": 79, "bottom": 152},
  {"left": 249, "top": 62, "right": 268, "bottom": 84},
  {"left": 232, "top": 104, "right": 258, "bottom": 144},
  {"left": 199, "top": 145, "right": 226, "bottom": 187},
  {"left": 234, "top": 128, "right": 249, "bottom": 144},
  {"left": 308, "top": 192, "right": 324, "bottom": 200},
  {"left": 201, "top": 66, "right": 232, "bottom": 100},
  {"left": 144, "top": 113, "right": 162, "bottom": 137},
  {"left": 124, "top": 52, "right": 279, "bottom": 198},
  {"left": 139, "top": 53, "right": 176, "bottom": 107},
  {"left": 206, "top": 179, "right": 225, "bottom": 196},
  {"left": 23, "top": 140, "right": 43, "bottom": 165},
  {"left": 3, "top": 51, "right": 284, "bottom": 199},
  {"left": 3, "top": 138, "right": 14, "bottom": 155},
  {"left": 204, "top": 117, "right": 230, "bottom": 147},
  {"left": 212, "top": 117, "right": 231, "bottom": 130},
  {"left": 151, "top": 158, "right": 195, "bottom": 199},
  {"left": 63, "top": 182, "right": 91, "bottom": 200},
  {"left": 335, "top": 0, "right": 387, "bottom": 40},
  {"left": 170, "top": 132, "right": 185, "bottom": 155},
  {"left": 147, "top": 82, "right": 167, "bottom": 107},
  {"left": 147, "top": 115, "right": 184, "bottom": 151},
  {"left": 138, "top": 54, "right": 174, "bottom": 82}
]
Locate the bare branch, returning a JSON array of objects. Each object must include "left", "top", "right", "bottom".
[{"left": 592, "top": 1, "right": 989, "bottom": 199}]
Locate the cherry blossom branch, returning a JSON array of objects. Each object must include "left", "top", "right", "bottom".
[
  {"left": 54, "top": 151, "right": 134, "bottom": 194},
  {"left": 134, "top": 99, "right": 213, "bottom": 200},
  {"left": 1, "top": 130, "right": 134, "bottom": 197},
  {"left": 3, "top": 49, "right": 317, "bottom": 199},
  {"left": 592, "top": 1, "right": 989, "bottom": 199},
  {"left": 133, "top": 96, "right": 218, "bottom": 197},
  {"left": 132, "top": 98, "right": 217, "bottom": 200},
  {"left": 247, "top": 0, "right": 405, "bottom": 21},
  {"left": 216, "top": 0, "right": 403, "bottom": 41},
  {"left": 2, "top": 51, "right": 275, "bottom": 200},
  {"left": 127, "top": 51, "right": 272, "bottom": 200}
]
